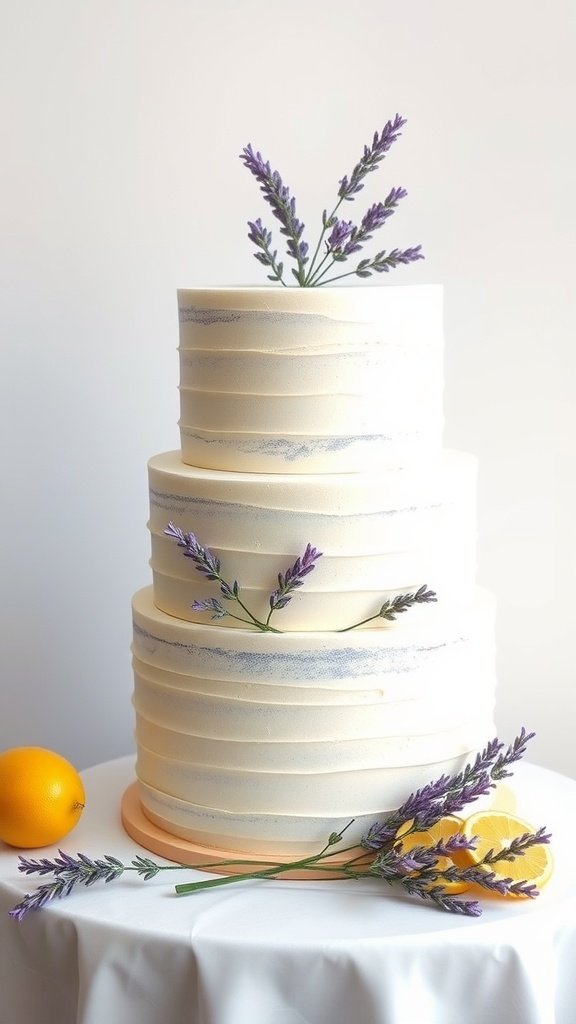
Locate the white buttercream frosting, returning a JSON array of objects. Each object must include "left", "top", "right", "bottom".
[
  {"left": 129, "top": 285, "right": 498, "bottom": 857},
  {"left": 177, "top": 285, "right": 443, "bottom": 473},
  {"left": 132, "top": 587, "right": 496, "bottom": 854}
]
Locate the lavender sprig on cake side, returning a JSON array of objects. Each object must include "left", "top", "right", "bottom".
[
  {"left": 267, "top": 543, "right": 322, "bottom": 617},
  {"left": 241, "top": 114, "right": 424, "bottom": 287},
  {"left": 8, "top": 730, "right": 552, "bottom": 922},
  {"left": 164, "top": 522, "right": 237, "bottom": 599},
  {"left": 338, "top": 584, "right": 437, "bottom": 632},
  {"left": 164, "top": 521, "right": 279, "bottom": 632},
  {"left": 164, "top": 523, "right": 434, "bottom": 633},
  {"left": 165, "top": 523, "right": 322, "bottom": 631}
]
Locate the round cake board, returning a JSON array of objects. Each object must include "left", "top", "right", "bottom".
[{"left": 121, "top": 783, "right": 370, "bottom": 880}]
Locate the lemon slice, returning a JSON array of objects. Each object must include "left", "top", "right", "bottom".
[
  {"left": 461, "top": 810, "right": 553, "bottom": 894},
  {"left": 397, "top": 815, "right": 468, "bottom": 894}
]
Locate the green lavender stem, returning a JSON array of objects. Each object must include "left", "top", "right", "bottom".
[
  {"left": 175, "top": 830, "right": 362, "bottom": 895},
  {"left": 314, "top": 267, "right": 367, "bottom": 286},
  {"left": 227, "top": 602, "right": 282, "bottom": 633},
  {"left": 338, "top": 612, "right": 383, "bottom": 632},
  {"left": 304, "top": 199, "right": 345, "bottom": 285}
]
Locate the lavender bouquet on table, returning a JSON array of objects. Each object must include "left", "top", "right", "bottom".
[
  {"left": 9, "top": 729, "right": 551, "bottom": 922},
  {"left": 240, "top": 113, "right": 423, "bottom": 287}
]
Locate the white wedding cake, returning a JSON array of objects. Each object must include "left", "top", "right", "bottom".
[{"left": 130, "top": 285, "right": 496, "bottom": 857}]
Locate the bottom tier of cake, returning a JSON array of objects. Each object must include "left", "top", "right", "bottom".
[{"left": 131, "top": 586, "right": 497, "bottom": 856}]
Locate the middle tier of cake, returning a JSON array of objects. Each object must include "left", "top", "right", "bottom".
[{"left": 147, "top": 449, "right": 477, "bottom": 631}]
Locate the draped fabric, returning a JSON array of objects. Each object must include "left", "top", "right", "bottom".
[{"left": 1, "top": 757, "right": 573, "bottom": 1024}]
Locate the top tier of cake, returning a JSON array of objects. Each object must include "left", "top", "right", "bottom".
[{"left": 177, "top": 285, "right": 443, "bottom": 474}]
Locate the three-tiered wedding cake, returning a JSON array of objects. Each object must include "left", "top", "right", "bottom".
[{"left": 130, "top": 285, "right": 496, "bottom": 857}]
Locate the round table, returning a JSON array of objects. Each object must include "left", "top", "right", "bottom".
[{"left": 0, "top": 756, "right": 574, "bottom": 1024}]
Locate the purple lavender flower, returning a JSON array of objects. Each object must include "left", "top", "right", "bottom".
[
  {"left": 382, "top": 185, "right": 409, "bottom": 208},
  {"left": 430, "top": 834, "right": 479, "bottom": 856},
  {"left": 241, "top": 116, "right": 423, "bottom": 286},
  {"left": 191, "top": 598, "right": 229, "bottom": 620},
  {"left": 326, "top": 219, "right": 355, "bottom": 253},
  {"left": 8, "top": 852, "right": 127, "bottom": 920},
  {"left": 164, "top": 522, "right": 237, "bottom": 601},
  {"left": 402, "top": 882, "right": 483, "bottom": 918},
  {"left": 338, "top": 115, "right": 407, "bottom": 200},
  {"left": 372, "top": 834, "right": 476, "bottom": 882},
  {"left": 329, "top": 188, "right": 409, "bottom": 261},
  {"left": 491, "top": 727, "right": 535, "bottom": 780},
  {"left": 367, "top": 821, "right": 549, "bottom": 916},
  {"left": 247, "top": 218, "right": 285, "bottom": 283},
  {"left": 355, "top": 188, "right": 407, "bottom": 238},
  {"left": 377, "top": 585, "right": 437, "bottom": 622},
  {"left": 482, "top": 824, "right": 552, "bottom": 864},
  {"left": 240, "top": 144, "right": 308, "bottom": 284},
  {"left": 454, "top": 867, "right": 538, "bottom": 899},
  {"left": 355, "top": 245, "right": 424, "bottom": 279},
  {"left": 338, "top": 585, "right": 437, "bottom": 633},
  {"left": 362, "top": 731, "right": 536, "bottom": 851},
  {"left": 368, "top": 843, "right": 484, "bottom": 916},
  {"left": 9, "top": 852, "right": 171, "bottom": 920},
  {"left": 268, "top": 544, "right": 323, "bottom": 614}
]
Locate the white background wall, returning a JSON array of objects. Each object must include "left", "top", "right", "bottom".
[{"left": 1, "top": 0, "right": 575, "bottom": 779}]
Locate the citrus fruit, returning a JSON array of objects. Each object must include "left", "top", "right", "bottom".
[
  {"left": 0, "top": 747, "right": 85, "bottom": 848},
  {"left": 490, "top": 782, "right": 517, "bottom": 815},
  {"left": 460, "top": 810, "right": 553, "bottom": 894},
  {"left": 397, "top": 815, "right": 469, "bottom": 894}
]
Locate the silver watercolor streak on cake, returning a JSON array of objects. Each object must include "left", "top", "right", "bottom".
[
  {"left": 132, "top": 621, "right": 462, "bottom": 680},
  {"left": 178, "top": 431, "right": 417, "bottom": 461},
  {"left": 178, "top": 306, "right": 356, "bottom": 328},
  {"left": 148, "top": 487, "right": 443, "bottom": 518}
]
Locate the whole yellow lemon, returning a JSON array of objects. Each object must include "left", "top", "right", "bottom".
[{"left": 0, "top": 746, "right": 85, "bottom": 848}]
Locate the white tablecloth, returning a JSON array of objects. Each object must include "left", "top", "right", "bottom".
[{"left": 0, "top": 756, "right": 574, "bottom": 1024}]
